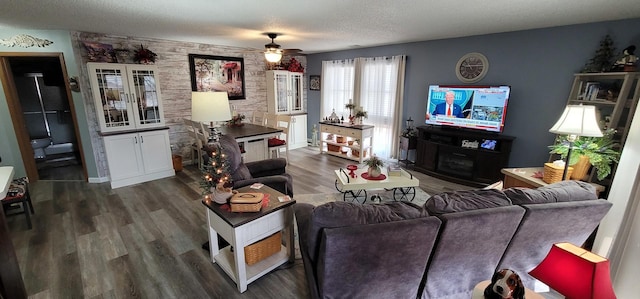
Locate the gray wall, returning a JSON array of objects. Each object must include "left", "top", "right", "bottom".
[{"left": 306, "top": 18, "right": 640, "bottom": 167}]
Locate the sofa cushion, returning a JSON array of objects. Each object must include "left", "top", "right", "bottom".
[
  {"left": 504, "top": 180, "right": 597, "bottom": 205},
  {"left": 307, "top": 201, "right": 429, "bottom": 262},
  {"left": 425, "top": 189, "right": 512, "bottom": 215}
]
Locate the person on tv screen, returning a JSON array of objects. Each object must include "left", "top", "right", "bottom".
[{"left": 426, "top": 91, "right": 465, "bottom": 120}]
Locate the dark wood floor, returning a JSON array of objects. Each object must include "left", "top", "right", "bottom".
[{"left": 7, "top": 146, "right": 473, "bottom": 299}]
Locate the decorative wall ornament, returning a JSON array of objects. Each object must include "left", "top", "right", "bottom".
[{"left": 0, "top": 34, "right": 54, "bottom": 48}]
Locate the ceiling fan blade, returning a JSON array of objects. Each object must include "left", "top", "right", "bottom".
[{"left": 283, "top": 49, "right": 305, "bottom": 55}]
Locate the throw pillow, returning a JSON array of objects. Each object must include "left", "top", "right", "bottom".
[
  {"left": 424, "top": 189, "right": 512, "bottom": 215},
  {"left": 484, "top": 180, "right": 504, "bottom": 190},
  {"left": 504, "top": 180, "right": 597, "bottom": 205}
]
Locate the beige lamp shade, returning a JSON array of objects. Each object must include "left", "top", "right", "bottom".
[
  {"left": 549, "top": 105, "right": 603, "bottom": 137},
  {"left": 191, "top": 92, "right": 232, "bottom": 122}
]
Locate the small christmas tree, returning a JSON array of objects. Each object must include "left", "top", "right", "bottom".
[
  {"left": 583, "top": 35, "right": 616, "bottom": 73},
  {"left": 199, "top": 143, "right": 232, "bottom": 198}
]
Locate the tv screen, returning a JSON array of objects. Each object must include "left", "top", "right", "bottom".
[{"left": 425, "top": 85, "right": 510, "bottom": 133}]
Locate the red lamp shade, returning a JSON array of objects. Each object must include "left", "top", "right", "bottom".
[{"left": 529, "top": 242, "right": 616, "bottom": 299}]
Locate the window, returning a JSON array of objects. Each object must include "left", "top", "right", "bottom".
[
  {"left": 321, "top": 56, "right": 406, "bottom": 159},
  {"left": 321, "top": 59, "right": 354, "bottom": 119}
]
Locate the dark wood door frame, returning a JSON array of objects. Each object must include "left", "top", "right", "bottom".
[{"left": 0, "top": 52, "right": 88, "bottom": 182}]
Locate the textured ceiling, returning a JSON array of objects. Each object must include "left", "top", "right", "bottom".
[{"left": 1, "top": 0, "right": 640, "bottom": 53}]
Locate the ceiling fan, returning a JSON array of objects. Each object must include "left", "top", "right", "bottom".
[{"left": 264, "top": 33, "right": 304, "bottom": 63}]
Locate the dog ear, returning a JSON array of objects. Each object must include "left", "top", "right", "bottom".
[{"left": 512, "top": 276, "right": 526, "bottom": 299}]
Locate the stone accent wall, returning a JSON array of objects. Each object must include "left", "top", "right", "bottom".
[{"left": 70, "top": 32, "right": 306, "bottom": 177}]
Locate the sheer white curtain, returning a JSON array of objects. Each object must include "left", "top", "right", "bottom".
[
  {"left": 355, "top": 55, "right": 406, "bottom": 158},
  {"left": 320, "top": 59, "right": 355, "bottom": 119},
  {"left": 320, "top": 55, "right": 406, "bottom": 159}
]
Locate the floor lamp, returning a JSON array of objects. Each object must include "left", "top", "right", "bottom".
[
  {"left": 548, "top": 105, "right": 603, "bottom": 180},
  {"left": 191, "top": 92, "right": 232, "bottom": 144}
]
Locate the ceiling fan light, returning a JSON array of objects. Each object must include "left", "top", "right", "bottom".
[{"left": 264, "top": 48, "right": 282, "bottom": 63}]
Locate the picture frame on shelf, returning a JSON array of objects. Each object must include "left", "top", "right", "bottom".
[
  {"left": 188, "top": 54, "right": 246, "bottom": 100},
  {"left": 83, "top": 41, "right": 116, "bottom": 63},
  {"left": 309, "top": 75, "right": 321, "bottom": 91}
]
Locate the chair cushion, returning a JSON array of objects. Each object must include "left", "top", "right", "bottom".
[
  {"left": 268, "top": 138, "right": 286, "bottom": 147},
  {"left": 424, "top": 189, "right": 512, "bottom": 215},
  {"left": 3, "top": 177, "right": 28, "bottom": 200}
]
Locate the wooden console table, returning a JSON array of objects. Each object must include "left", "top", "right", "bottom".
[
  {"left": 319, "top": 122, "right": 374, "bottom": 163},
  {"left": 501, "top": 167, "right": 604, "bottom": 196},
  {"left": 414, "top": 126, "right": 515, "bottom": 186}
]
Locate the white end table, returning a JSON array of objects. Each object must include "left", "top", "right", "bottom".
[{"left": 202, "top": 185, "right": 296, "bottom": 293}]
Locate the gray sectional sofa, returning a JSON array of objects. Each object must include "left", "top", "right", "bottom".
[{"left": 294, "top": 181, "right": 612, "bottom": 299}]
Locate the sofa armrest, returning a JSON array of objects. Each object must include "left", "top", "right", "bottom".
[
  {"left": 294, "top": 203, "right": 321, "bottom": 299},
  {"left": 245, "top": 158, "right": 287, "bottom": 177}
]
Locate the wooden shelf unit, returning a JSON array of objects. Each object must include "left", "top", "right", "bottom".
[
  {"left": 319, "top": 122, "right": 374, "bottom": 163},
  {"left": 559, "top": 72, "right": 640, "bottom": 190}
]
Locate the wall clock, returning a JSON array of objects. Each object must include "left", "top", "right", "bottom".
[{"left": 455, "top": 52, "right": 489, "bottom": 83}]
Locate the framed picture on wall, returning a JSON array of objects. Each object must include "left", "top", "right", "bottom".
[
  {"left": 309, "top": 75, "right": 321, "bottom": 91},
  {"left": 188, "top": 54, "right": 246, "bottom": 100}
]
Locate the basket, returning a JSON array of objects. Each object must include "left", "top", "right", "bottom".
[
  {"left": 327, "top": 144, "right": 341, "bottom": 152},
  {"left": 336, "top": 136, "right": 346, "bottom": 143},
  {"left": 244, "top": 231, "right": 281, "bottom": 265},
  {"left": 230, "top": 193, "right": 264, "bottom": 212},
  {"left": 543, "top": 163, "right": 574, "bottom": 184},
  {"left": 352, "top": 149, "right": 367, "bottom": 158}
]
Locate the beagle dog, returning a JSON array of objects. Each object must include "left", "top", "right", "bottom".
[{"left": 483, "top": 269, "right": 525, "bottom": 299}]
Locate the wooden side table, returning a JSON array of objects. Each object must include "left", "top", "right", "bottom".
[
  {"left": 472, "top": 280, "right": 545, "bottom": 299},
  {"left": 202, "top": 185, "right": 296, "bottom": 293}
]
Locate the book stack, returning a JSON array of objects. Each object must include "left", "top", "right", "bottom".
[{"left": 387, "top": 164, "right": 402, "bottom": 176}]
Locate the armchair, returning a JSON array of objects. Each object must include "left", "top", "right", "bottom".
[{"left": 205, "top": 135, "right": 293, "bottom": 197}]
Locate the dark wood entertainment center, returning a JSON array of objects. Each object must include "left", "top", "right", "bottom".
[{"left": 414, "top": 126, "right": 515, "bottom": 187}]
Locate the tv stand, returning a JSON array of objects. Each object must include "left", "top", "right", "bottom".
[{"left": 414, "top": 126, "right": 515, "bottom": 187}]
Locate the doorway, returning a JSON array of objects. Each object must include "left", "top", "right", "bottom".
[{"left": 0, "top": 53, "right": 87, "bottom": 181}]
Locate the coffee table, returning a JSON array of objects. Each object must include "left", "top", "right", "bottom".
[
  {"left": 202, "top": 185, "right": 296, "bottom": 293},
  {"left": 334, "top": 166, "right": 420, "bottom": 203}
]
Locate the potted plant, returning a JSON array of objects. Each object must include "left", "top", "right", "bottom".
[
  {"left": 363, "top": 155, "right": 384, "bottom": 177},
  {"left": 227, "top": 114, "right": 245, "bottom": 127},
  {"left": 354, "top": 108, "right": 368, "bottom": 125},
  {"left": 548, "top": 129, "right": 621, "bottom": 180}
]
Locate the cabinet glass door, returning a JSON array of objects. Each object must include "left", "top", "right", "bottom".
[
  {"left": 290, "top": 73, "right": 303, "bottom": 112},
  {"left": 92, "top": 66, "right": 132, "bottom": 130},
  {"left": 129, "top": 68, "right": 162, "bottom": 127},
  {"left": 274, "top": 72, "right": 289, "bottom": 113}
]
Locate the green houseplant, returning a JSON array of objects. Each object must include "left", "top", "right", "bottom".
[
  {"left": 363, "top": 155, "right": 384, "bottom": 177},
  {"left": 548, "top": 129, "right": 621, "bottom": 180}
]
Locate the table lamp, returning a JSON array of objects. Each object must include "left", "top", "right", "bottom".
[
  {"left": 191, "top": 91, "right": 232, "bottom": 143},
  {"left": 549, "top": 104, "right": 603, "bottom": 180},
  {"left": 529, "top": 242, "right": 616, "bottom": 299}
]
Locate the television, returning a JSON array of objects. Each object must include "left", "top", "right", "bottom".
[{"left": 425, "top": 85, "right": 511, "bottom": 133}]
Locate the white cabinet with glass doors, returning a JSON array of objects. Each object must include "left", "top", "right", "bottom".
[
  {"left": 266, "top": 70, "right": 304, "bottom": 114},
  {"left": 87, "top": 63, "right": 165, "bottom": 133}
]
